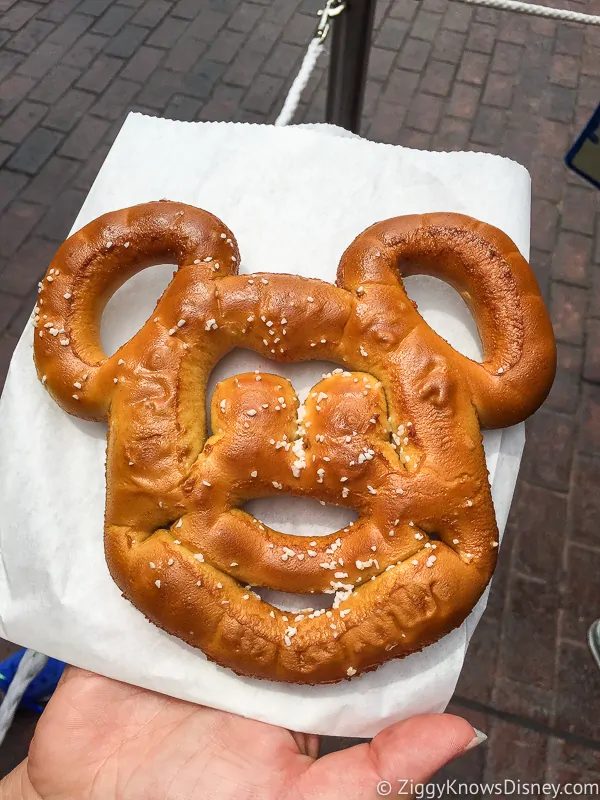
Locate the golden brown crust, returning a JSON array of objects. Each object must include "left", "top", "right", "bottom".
[{"left": 32, "top": 201, "right": 556, "bottom": 684}]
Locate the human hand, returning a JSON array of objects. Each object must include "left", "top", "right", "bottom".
[{"left": 1, "top": 666, "right": 484, "bottom": 799}]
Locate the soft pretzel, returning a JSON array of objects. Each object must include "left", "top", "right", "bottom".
[{"left": 33, "top": 201, "right": 555, "bottom": 684}]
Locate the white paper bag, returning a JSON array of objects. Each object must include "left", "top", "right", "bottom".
[{"left": 0, "top": 117, "right": 529, "bottom": 736}]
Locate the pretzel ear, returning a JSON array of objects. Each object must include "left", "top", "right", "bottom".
[
  {"left": 33, "top": 201, "right": 239, "bottom": 421},
  {"left": 336, "top": 212, "right": 556, "bottom": 428}
]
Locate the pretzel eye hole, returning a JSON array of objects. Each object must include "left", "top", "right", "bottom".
[{"left": 205, "top": 349, "right": 347, "bottom": 436}]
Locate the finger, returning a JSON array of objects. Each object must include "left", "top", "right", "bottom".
[
  {"left": 290, "top": 731, "right": 321, "bottom": 760},
  {"left": 305, "top": 734, "right": 321, "bottom": 761},
  {"left": 369, "top": 713, "right": 482, "bottom": 784},
  {"left": 295, "top": 714, "right": 483, "bottom": 799}
]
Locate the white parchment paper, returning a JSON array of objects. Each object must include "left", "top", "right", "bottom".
[{"left": 0, "top": 116, "right": 529, "bottom": 737}]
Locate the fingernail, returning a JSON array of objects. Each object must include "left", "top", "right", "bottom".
[{"left": 463, "top": 728, "right": 487, "bottom": 752}]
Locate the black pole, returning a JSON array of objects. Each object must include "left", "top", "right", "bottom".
[{"left": 325, "top": 0, "right": 377, "bottom": 134}]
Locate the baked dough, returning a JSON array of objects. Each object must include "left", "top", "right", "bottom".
[{"left": 33, "top": 202, "right": 556, "bottom": 683}]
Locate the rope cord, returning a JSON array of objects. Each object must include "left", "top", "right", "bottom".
[
  {"left": 275, "top": 38, "right": 325, "bottom": 127},
  {"left": 0, "top": 651, "right": 48, "bottom": 747},
  {"left": 274, "top": 0, "right": 600, "bottom": 127},
  {"left": 454, "top": 0, "right": 600, "bottom": 26}
]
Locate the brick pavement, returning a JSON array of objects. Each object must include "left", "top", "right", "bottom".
[{"left": 0, "top": 0, "right": 599, "bottom": 790}]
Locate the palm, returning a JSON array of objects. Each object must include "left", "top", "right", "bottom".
[
  {"left": 16, "top": 667, "right": 478, "bottom": 800},
  {"left": 28, "top": 668, "right": 313, "bottom": 799}
]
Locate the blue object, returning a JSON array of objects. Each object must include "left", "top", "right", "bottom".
[
  {"left": 0, "top": 650, "right": 65, "bottom": 713},
  {"left": 565, "top": 103, "right": 600, "bottom": 190}
]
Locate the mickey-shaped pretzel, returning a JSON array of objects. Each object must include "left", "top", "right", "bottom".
[{"left": 33, "top": 201, "right": 555, "bottom": 684}]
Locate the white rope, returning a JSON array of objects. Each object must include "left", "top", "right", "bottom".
[
  {"left": 275, "top": 38, "right": 325, "bottom": 127},
  {"left": 589, "top": 621, "right": 600, "bottom": 670},
  {"left": 0, "top": 651, "right": 48, "bottom": 747},
  {"left": 274, "top": 0, "right": 600, "bottom": 131},
  {"left": 454, "top": 0, "right": 600, "bottom": 25}
]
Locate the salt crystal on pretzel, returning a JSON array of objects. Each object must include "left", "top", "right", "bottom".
[{"left": 33, "top": 200, "right": 555, "bottom": 684}]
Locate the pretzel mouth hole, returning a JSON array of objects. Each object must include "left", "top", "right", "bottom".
[
  {"left": 243, "top": 496, "right": 358, "bottom": 539},
  {"left": 252, "top": 587, "right": 335, "bottom": 612},
  {"left": 241, "top": 498, "right": 357, "bottom": 611}
]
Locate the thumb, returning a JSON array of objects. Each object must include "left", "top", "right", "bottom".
[{"left": 298, "top": 713, "right": 485, "bottom": 799}]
